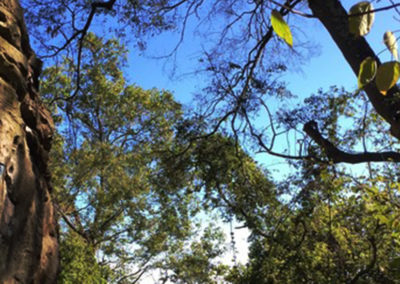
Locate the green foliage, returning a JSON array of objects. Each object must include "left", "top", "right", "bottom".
[
  {"left": 42, "top": 33, "right": 234, "bottom": 282},
  {"left": 157, "top": 223, "right": 229, "bottom": 284},
  {"left": 220, "top": 82, "right": 400, "bottom": 282},
  {"left": 59, "top": 231, "right": 111, "bottom": 283},
  {"left": 41, "top": 31, "right": 280, "bottom": 283},
  {"left": 25, "top": 1, "right": 400, "bottom": 283},
  {"left": 225, "top": 166, "right": 400, "bottom": 283},
  {"left": 192, "top": 134, "right": 277, "bottom": 228},
  {"left": 41, "top": 31, "right": 400, "bottom": 281}
]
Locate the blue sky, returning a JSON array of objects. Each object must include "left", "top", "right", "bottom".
[
  {"left": 124, "top": 1, "right": 400, "bottom": 182},
  {"left": 126, "top": 1, "right": 398, "bottom": 105}
]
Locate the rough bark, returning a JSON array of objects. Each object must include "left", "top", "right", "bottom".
[
  {"left": 308, "top": 0, "right": 400, "bottom": 140},
  {"left": 0, "top": 0, "right": 58, "bottom": 283}
]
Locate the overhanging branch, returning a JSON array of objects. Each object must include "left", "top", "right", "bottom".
[
  {"left": 304, "top": 121, "right": 400, "bottom": 163},
  {"left": 308, "top": 0, "right": 400, "bottom": 140}
]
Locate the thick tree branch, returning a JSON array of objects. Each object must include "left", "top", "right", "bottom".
[
  {"left": 308, "top": 0, "right": 400, "bottom": 140},
  {"left": 71, "top": 0, "right": 117, "bottom": 99},
  {"left": 272, "top": 1, "right": 400, "bottom": 19},
  {"left": 304, "top": 121, "right": 400, "bottom": 163},
  {"left": 43, "top": 0, "right": 117, "bottom": 104}
]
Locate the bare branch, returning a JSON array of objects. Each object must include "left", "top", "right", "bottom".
[{"left": 304, "top": 120, "right": 400, "bottom": 163}]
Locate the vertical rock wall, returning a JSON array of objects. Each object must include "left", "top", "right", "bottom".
[{"left": 0, "top": 0, "right": 58, "bottom": 283}]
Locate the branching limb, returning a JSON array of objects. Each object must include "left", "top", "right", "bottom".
[
  {"left": 304, "top": 120, "right": 400, "bottom": 163},
  {"left": 308, "top": 0, "right": 400, "bottom": 140},
  {"left": 271, "top": 0, "right": 400, "bottom": 19},
  {"left": 54, "top": 202, "right": 91, "bottom": 242}
]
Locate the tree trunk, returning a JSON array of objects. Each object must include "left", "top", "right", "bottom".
[{"left": 0, "top": 0, "right": 58, "bottom": 283}]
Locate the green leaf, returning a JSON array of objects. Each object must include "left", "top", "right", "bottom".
[
  {"left": 358, "top": 57, "right": 377, "bottom": 88},
  {"left": 349, "top": 1, "right": 375, "bottom": 37},
  {"left": 376, "top": 214, "right": 389, "bottom": 224},
  {"left": 376, "top": 61, "right": 400, "bottom": 95},
  {"left": 271, "top": 10, "right": 293, "bottom": 47}
]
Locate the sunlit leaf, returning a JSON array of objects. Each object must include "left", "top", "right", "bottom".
[
  {"left": 376, "top": 61, "right": 400, "bottom": 95},
  {"left": 358, "top": 57, "right": 377, "bottom": 88},
  {"left": 377, "top": 214, "right": 389, "bottom": 224},
  {"left": 384, "top": 30, "right": 398, "bottom": 60},
  {"left": 271, "top": 10, "right": 293, "bottom": 47},
  {"left": 349, "top": 1, "right": 375, "bottom": 36}
]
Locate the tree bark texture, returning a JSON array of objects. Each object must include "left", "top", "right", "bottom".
[
  {"left": 0, "top": 0, "right": 58, "bottom": 283},
  {"left": 308, "top": 0, "right": 400, "bottom": 140}
]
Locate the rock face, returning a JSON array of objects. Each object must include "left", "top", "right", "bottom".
[{"left": 0, "top": 0, "right": 58, "bottom": 283}]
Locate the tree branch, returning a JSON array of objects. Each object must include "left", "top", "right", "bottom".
[
  {"left": 308, "top": 0, "right": 400, "bottom": 141},
  {"left": 54, "top": 202, "right": 91, "bottom": 242},
  {"left": 304, "top": 120, "right": 400, "bottom": 163},
  {"left": 271, "top": 0, "right": 400, "bottom": 19}
]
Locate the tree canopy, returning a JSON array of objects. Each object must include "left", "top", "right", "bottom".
[{"left": 12, "top": 0, "right": 400, "bottom": 282}]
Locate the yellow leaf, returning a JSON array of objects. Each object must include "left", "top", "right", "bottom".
[
  {"left": 358, "top": 57, "right": 377, "bottom": 89},
  {"left": 349, "top": 1, "right": 375, "bottom": 37},
  {"left": 271, "top": 10, "right": 293, "bottom": 48},
  {"left": 376, "top": 61, "right": 400, "bottom": 95}
]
